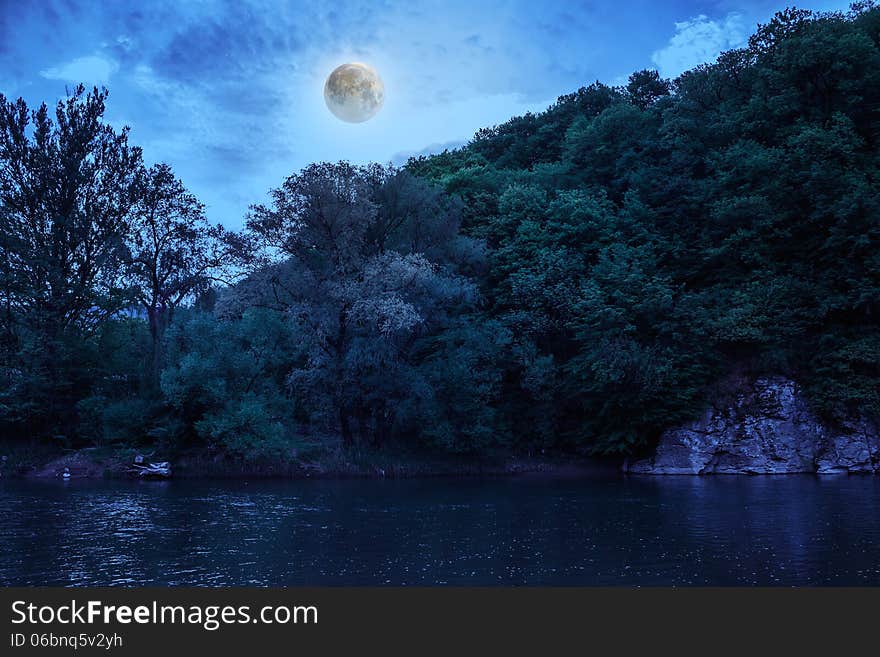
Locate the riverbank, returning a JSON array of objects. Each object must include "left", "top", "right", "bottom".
[{"left": 0, "top": 444, "right": 619, "bottom": 481}]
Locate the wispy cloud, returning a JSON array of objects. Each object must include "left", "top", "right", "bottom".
[
  {"left": 651, "top": 14, "right": 747, "bottom": 78},
  {"left": 40, "top": 54, "right": 119, "bottom": 85}
]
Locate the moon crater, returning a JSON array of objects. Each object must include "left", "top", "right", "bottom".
[{"left": 324, "top": 63, "right": 384, "bottom": 123}]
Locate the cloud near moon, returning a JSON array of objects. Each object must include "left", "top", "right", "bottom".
[{"left": 324, "top": 62, "right": 384, "bottom": 123}]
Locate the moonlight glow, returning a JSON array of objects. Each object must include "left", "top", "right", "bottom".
[{"left": 323, "top": 62, "right": 385, "bottom": 123}]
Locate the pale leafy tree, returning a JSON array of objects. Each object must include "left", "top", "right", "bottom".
[
  {"left": 234, "top": 162, "right": 476, "bottom": 447},
  {"left": 127, "top": 162, "right": 231, "bottom": 389}
]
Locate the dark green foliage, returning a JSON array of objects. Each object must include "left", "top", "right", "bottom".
[
  {"left": 2, "top": 5, "right": 879, "bottom": 459},
  {"left": 0, "top": 86, "right": 142, "bottom": 440},
  {"left": 160, "top": 309, "right": 299, "bottom": 457},
  {"left": 405, "top": 4, "right": 880, "bottom": 453},
  {"left": 407, "top": 317, "right": 512, "bottom": 453},
  {"left": 625, "top": 69, "right": 672, "bottom": 110}
]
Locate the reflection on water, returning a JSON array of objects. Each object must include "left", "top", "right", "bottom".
[{"left": 1, "top": 476, "right": 879, "bottom": 586}]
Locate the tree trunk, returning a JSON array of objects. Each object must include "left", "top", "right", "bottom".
[
  {"left": 339, "top": 407, "right": 353, "bottom": 449},
  {"left": 372, "top": 406, "right": 388, "bottom": 449},
  {"left": 146, "top": 305, "right": 169, "bottom": 394},
  {"left": 146, "top": 307, "right": 160, "bottom": 393}
]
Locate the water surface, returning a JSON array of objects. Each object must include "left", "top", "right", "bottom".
[{"left": 2, "top": 476, "right": 879, "bottom": 586}]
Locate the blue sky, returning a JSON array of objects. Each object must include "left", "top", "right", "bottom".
[{"left": 0, "top": 0, "right": 853, "bottom": 228}]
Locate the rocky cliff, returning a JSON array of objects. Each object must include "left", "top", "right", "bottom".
[{"left": 624, "top": 377, "right": 879, "bottom": 474}]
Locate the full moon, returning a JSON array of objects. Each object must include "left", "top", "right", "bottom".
[{"left": 324, "top": 62, "right": 385, "bottom": 123}]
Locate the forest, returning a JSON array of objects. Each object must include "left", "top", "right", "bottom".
[{"left": 1, "top": 5, "right": 878, "bottom": 468}]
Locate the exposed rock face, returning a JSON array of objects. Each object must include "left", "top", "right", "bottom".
[{"left": 624, "top": 377, "right": 879, "bottom": 475}]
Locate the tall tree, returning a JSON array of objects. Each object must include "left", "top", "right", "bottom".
[
  {"left": 625, "top": 69, "right": 671, "bottom": 110},
  {"left": 127, "top": 162, "right": 230, "bottom": 390},
  {"left": 0, "top": 86, "right": 142, "bottom": 434},
  {"left": 239, "top": 162, "right": 475, "bottom": 447}
]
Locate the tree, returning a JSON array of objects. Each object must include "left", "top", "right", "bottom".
[
  {"left": 127, "top": 162, "right": 230, "bottom": 390},
  {"left": 412, "top": 5, "right": 880, "bottom": 453},
  {"left": 625, "top": 69, "right": 671, "bottom": 110},
  {"left": 0, "top": 85, "right": 142, "bottom": 435},
  {"left": 240, "top": 162, "right": 476, "bottom": 448},
  {"left": 160, "top": 308, "right": 300, "bottom": 457},
  {"left": 5, "top": 4, "right": 880, "bottom": 460}
]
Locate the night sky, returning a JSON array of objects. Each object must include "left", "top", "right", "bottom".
[{"left": 0, "top": 0, "right": 853, "bottom": 228}]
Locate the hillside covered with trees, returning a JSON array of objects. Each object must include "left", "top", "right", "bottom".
[{"left": 1, "top": 5, "right": 878, "bottom": 470}]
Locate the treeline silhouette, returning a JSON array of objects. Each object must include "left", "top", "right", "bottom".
[{"left": 1, "top": 5, "right": 878, "bottom": 462}]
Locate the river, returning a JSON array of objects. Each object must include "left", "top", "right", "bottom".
[{"left": 2, "top": 475, "right": 879, "bottom": 585}]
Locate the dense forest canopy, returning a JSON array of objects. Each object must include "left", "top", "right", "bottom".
[{"left": 1, "top": 5, "right": 878, "bottom": 461}]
